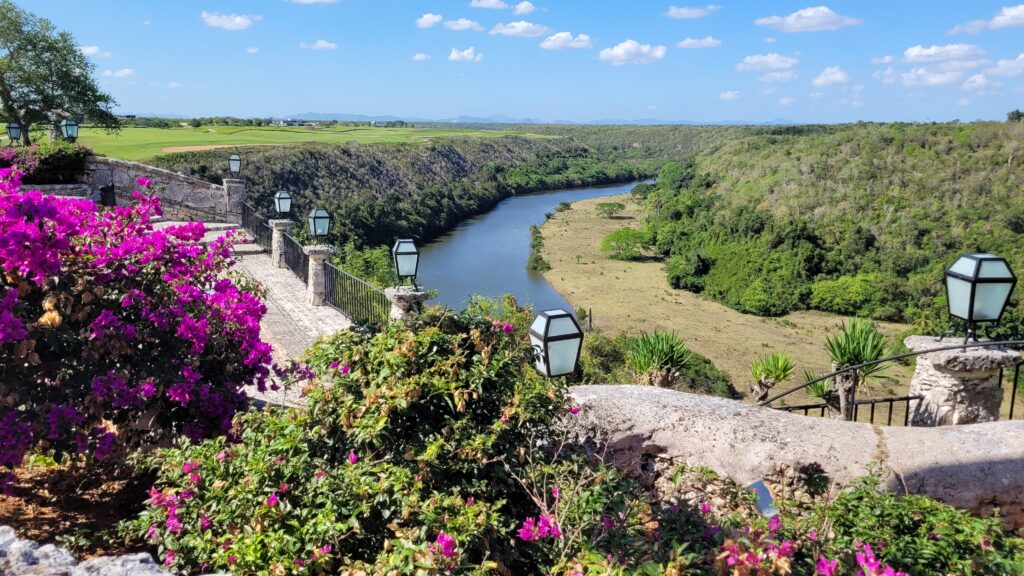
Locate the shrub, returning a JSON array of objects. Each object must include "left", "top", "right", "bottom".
[
  {"left": 748, "top": 351, "right": 795, "bottom": 402},
  {"left": 595, "top": 202, "right": 626, "bottom": 219},
  {"left": 555, "top": 201, "right": 571, "bottom": 212},
  {"left": 0, "top": 141, "right": 91, "bottom": 184},
  {"left": 600, "top": 227, "right": 646, "bottom": 261},
  {"left": 628, "top": 330, "right": 691, "bottom": 387},
  {"left": 665, "top": 251, "right": 712, "bottom": 292},
  {"left": 0, "top": 168, "right": 276, "bottom": 489},
  {"left": 810, "top": 274, "right": 882, "bottom": 316}
]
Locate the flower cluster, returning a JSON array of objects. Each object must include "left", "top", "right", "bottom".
[
  {"left": 0, "top": 167, "right": 276, "bottom": 488},
  {"left": 518, "top": 514, "right": 562, "bottom": 541}
]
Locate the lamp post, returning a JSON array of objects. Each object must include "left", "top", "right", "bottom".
[
  {"left": 528, "top": 309, "right": 584, "bottom": 377},
  {"left": 307, "top": 208, "right": 331, "bottom": 239},
  {"left": 59, "top": 119, "right": 78, "bottom": 141},
  {"left": 391, "top": 239, "right": 420, "bottom": 286},
  {"left": 273, "top": 190, "right": 292, "bottom": 215},
  {"left": 6, "top": 122, "right": 21, "bottom": 144},
  {"left": 228, "top": 154, "right": 241, "bottom": 175},
  {"left": 944, "top": 253, "right": 1017, "bottom": 343}
]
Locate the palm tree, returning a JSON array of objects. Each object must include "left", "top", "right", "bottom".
[
  {"left": 824, "top": 320, "right": 893, "bottom": 421},
  {"left": 748, "top": 351, "right": 795, "bottom": 403}
]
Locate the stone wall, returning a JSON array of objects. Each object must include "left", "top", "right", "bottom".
[
  {"left": 83, "top": 157, "right": 238, "bottom": 223},
  {"left": 564, "top": 385, "right": 1024, "bottom": 530},
  {"left": 30, "top": 183, "right": 94, "bottom": 200},
  {"left": 0, "top": 525, "right": 171, "bottom": 575}
]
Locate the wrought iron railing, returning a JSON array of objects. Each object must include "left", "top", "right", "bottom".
[
  {"left": 763, "top": 340, "right": 1024, "bottom": 425},
  {"left": 283, "top": 234, "right": 309, "bottom": 284},
  {"left": 323, "top": 262, "right": 389, "bottom": 326},
  {"left": 240, "top": 202, "right": 272, "bottom": 252}
]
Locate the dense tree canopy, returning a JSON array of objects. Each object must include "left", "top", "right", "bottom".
[{"left": 0, "top": 0, "right": 119, "bottom": 144}]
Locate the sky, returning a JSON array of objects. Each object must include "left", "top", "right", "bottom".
[{"left": 21, "top": 0, "right": 1024, "bottom": 123}]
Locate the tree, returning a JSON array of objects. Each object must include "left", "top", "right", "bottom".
[
  {"left": 748, "top": 351, "right": 794, "bottom": 403},
  {"left": 600, "top": 227, "right": 646, "bottom": 260},
  {"left": 1008, "top": 109, "right": 1024, "bottom": 123},
  {"left": 595, "top": 202, "right": 626, "bottom": 219},
  {"left": 824, "top": 320, "right": 893, "bottom": 421},
  {"left": 0, "top": 0, "right": 119, "bottom": 144}
]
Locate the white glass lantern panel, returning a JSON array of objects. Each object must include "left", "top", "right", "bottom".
[
  {"left": 972, "top": 283, "right": 1012, "bottom": 321},
  {"left": 530, "top": 315, "right": 547, "bottom": 335},
  {"left": 313, "top": 219, "right": 329, "bottom": 236},
  {"left": 547, "top": 315, "right": 579, "bottom": 338},
  {"left": 978, "top": 259, "right": 1012, "bottom": 279},
  {"left": 946, "top": 276, "right": 972, "bottom": 320},
  {"left": 396, "top": 254, "right": 418, "bottom": 276},
  {"left": 547, "top": 337, "right": 581, "bottom": 376},
  {"left": 529, "top": 337, "right": 545, "bottom": 373},
  {"left": 948, "top": 257, "right": 978, "bottom": 278}
]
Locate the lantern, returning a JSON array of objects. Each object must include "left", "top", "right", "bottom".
[
  {"left": 307, "top": 208, "right": 331, "bottom": 239},
  {"left": 228, "top": 154, "right": 241, "bottom": 174},
  {"left": 528, "top": 309, "right": 584, "bottom": 377},
  {"left": 748, "top": 481, "right": 779, "bottom": 517},
  {"left": 944, "top": 253, "right": 1016, "bottom": 342},
  {"left": 273, "top": 190, "right": 292, "bottom": 215},
  {"left": 59, "top": 119, "right": 78, "bottom": 140},
  {"left": 391, "top": 239, "right": 420, "bottom": 283},
  {"left": 6, "top": 122, "right": 21, "bottom": 142}
]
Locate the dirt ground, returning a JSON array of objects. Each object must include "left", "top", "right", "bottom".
[{"left": 539, "top": 193, "right": 918, "bottom": 407}]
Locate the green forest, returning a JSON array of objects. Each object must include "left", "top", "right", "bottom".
[{"left": 625, "top": 122, "right": 1024, "bottom": 337}]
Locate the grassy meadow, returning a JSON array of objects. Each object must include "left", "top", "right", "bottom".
[{"left": 70, "top": 124, "right": 533, "bottom": 161}]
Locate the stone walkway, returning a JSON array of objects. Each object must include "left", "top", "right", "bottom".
[{"left": 157, "top": 221, "right": 352, "bottom": 406}]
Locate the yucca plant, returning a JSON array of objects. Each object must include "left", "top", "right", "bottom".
[
  {"left": 629, "top": 330, "right": 691, "bottom": 388},
  {"left": 824, "top": 319, "right": 894, "bottom": 420},
  {"left": 748, "top": 351, "right": 795, "bottom": 402}
]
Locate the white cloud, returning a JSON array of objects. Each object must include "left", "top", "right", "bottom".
[
  {"left": 490, "top": 21, "right": 550, "bottom": 37},
  {"left": 102, "top": 68, "right": 135, "bottom": 78},
  {"left": 200, "top": 11, "right": 262, "bottom": 31},
  {"left": 79, "top": 45, "right": 111, "bottom": 58},
  {"left": 958, "top": 97, "right": 971, "bottom": 106},
  {"left": 165, "top": 81, "right": 184, "bottom": 89},
  {"left": 873, "top": 66, "right": 897, "bottom": 84},
  {"left": 470, "top": 0, "right": 508, "bottom": 7},
  {"left": 812, "top": 65, "right": 849, "bottom": 86},
  {"left": 444, "top": 18, "right": 483, "bottom": 31},
  {"left": 809, "top": 91, "right": 824, "bottom": 98},
  {"left": 760, "top": 70, "right": 797, "bottom": 82},
  {"left": 719, "top": 90, "right": 740, "bottom": 100},
  {"left": 870, "top": 55, "right": 893, "bottom": 64},
  {"left": 143, "top": 20, "right": 151, "bottom": 26},
  {"left": 514, "top": 1, "right": 536, "bottom": 14},
  {"left": 413, "top": 53, "right": 431, "bottom": 61},
  {"left": 736, "top": 53, "right": 798, "bottom": 71},
  {"left": 540, "top": 32, "right": 592, "bottom": 50},
  {"left": 300, "top": 39, "right": 337, "bottom": 50},
  {"left": 416, "top": 13, "right": 444, "bottom": 28},
  {"left": 764, "top": 37, "right": 777, "bottom": 44},
  {"left": 949, "top": 4, "right": 1024, "bottom": 34},
  {"left": 665, "top": 4, "right": 721, "bottom": 19},
  {"left": 755, "top": 6, "right": 862, "bottom": 32},
  {"left": 449, "top": 46, "right": 483, "bottom": 62},
  {"left": 901, "top": 67, "right": 962, "bottom": 86},
  {"left": 677, "top": 36, "right": 722, "bottom": 48},
  {"left": 962, "top": 73, "right": 989, "bottom": 91},
  {"left": 903, "top": 44, "right": 984, "bottom": 63},
  {"left": 779, "top": 96, "right": 796, "bottom": 105},
  {"left": 598, "top": 40, "right": 667, "bottom": 66},
  {"left": 245, "top": 47, "right": 260, "bottom": 54},
  {"left": 987, "top": 53, "right": 1024, "bottom": 76}
]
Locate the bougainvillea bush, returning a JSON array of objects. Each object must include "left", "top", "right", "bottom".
[
  {"left": 0, "top": 141, "right": 91, "bottom": 184},
  {"left": 126, "top": 303, "right": 1024, "bottom": 575},
  {"left": 0, "top": 167, "right": 274, "bottom": 489}
]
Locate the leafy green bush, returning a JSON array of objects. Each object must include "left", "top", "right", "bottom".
[
  {"left": 596, "top": 202, "right": 626, "bottom": 219},
  {"left": 665, "top": 251, "right": 712, "bottom": 292},
  {"left": 555, "top": 201, "right": 571, "bottom": 212},
  {"left": 628, "top": 330, "right": 691, "bottom": 387},
  {"left": 810, "top": 274, "right": 883, "bottom": 316},
  {"left": 600, "top": 227, "right": 646, "bottom": 261}
]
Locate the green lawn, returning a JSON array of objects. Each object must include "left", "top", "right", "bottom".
[{"left": 72, "top": 125, "right": 531, "bottom": 161}]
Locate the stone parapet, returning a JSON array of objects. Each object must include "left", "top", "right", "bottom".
[
  {"left": 302, "top": 245, "right": 335, "bottom": 306},
  {"left": 384, "top": 286, "right": 430, "bottom": 323},
  {"left": 269, "top": 219, "right": 296, "bottom": 269}
]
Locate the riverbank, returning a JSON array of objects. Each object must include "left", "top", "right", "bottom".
[{"left": 538, "top": 193, "right": 914, "bottom": 403}]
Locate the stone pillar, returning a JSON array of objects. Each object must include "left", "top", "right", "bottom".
[
  {"left": 302, "top": 245, "right": 335, "bottom": 306},
  {"left": 905, "top": 335, "right": 1020, "bottom": 426},
  {"left": 384, "top": 286, "right": 430, "bottom": 324},
  {"left": 222, "top": 178, "right": 246, "bottom": 224},
  {"left": 268, "top": 220, "right": 295, "bottom": 268}
]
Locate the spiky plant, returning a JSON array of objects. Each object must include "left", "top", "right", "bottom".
[
  {"left": 748, "top": 351, "right": 795, "bottom": 402},
  {"left": 824, "top": 319, "right": 894, "bottom": 420},
  {"left": 629, "top": 330, "right": 692, "bottom": 388}
]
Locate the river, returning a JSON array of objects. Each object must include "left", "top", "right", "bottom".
[{"left": 418, "top": 180, "right": 640, "bottom": 311}]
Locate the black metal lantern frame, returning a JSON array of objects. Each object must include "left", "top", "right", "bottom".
[
  {"left": 391, "top": 239, "right": 420, "bottom": 284},
  {"left": 273, "top": 190, "right": 292, "bottom": 215},
  {"left": 307, "top": 208, "right": 331, "bottom": 239},
  {"left": 228, "top": 154, "right": 242, "bottom": 175},
  {"left": 59, "top": 119, "right": 78, "bottom": 140},
  {"left": 6, "top": 122, "right": 21, "bottom": 143},
  {"left": 943, "top": 253, "right": 1017, "bottom": 343},
  {"left": 528, "top": 309, "right": 584, "bottom": 378}
]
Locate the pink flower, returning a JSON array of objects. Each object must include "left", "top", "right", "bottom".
[
  {"left": 146, "top": 524, "right": 159, "bottom": 542},
  {"left": 341, "top": 364, "right": 351, "bottom": 374},
  {"left": 182, "top": 460, "right": 201, "bottom": 474},
  {"left": 433, "top": 531, "right": 457, "bottom": 558},
  {"left": 768, "top": 515, "right": 781, "bottom": 532},
  {"left": 136, "top": 176, "right": 152, "bottom": 188},
  {"left": 163, "top": 550, "right": 175, "bottom": 566},
  {"left": 200, "top": 516, "right": 212, "bottom": 531},
  {"left": 501, "top": 322, "right": 514, "bottom": 334},
  {"left": 347, "top": 451, "right": 358, "bottom": 464},
  {"left": 569, "top": 405, "right": 581, "bottom": 415},
  {"left": 314, "top": 469, "right": 326, "bottom": 479},
  {"left": 267, "top": 492, "right": 279, "bottom": 507},
  {"left": 699, "top": 501, "right": 712, "bottom": 515},
  {"left": 551, "top": 486, "right": 561, "bottom": 500},
  {"left": 295, "top": 559, "right": 306, "bottom": 567},
  {"left": 228, "top": 556, "right": 237, "bottom": 565},
  {"left": 188, "top": 472, "right": 202, "bottom": 484},
  {"left": 216, "top": 450, "right": 228, "bottom": 463},
  {"left": 808, "top": 529, "right": 818, "bottom": 541},
  {"left": 816, "top": 556, "right": 839, "bottom": 576},
  {"left": 279, "top": 482, "right": 289, "bottom": 493},
  {"left": 517, "top": 515, "right": 560, "bottom": 541},
  {"left": 500, "top": 413, "right": 510, "bottom": 424}
]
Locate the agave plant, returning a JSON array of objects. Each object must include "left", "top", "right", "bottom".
[
  {"left": 748, "top": 351, "right": 795, "bottom": 403},
  {"left": 629, "top": 330, "right": 691, "bottom": 387},
  {"left": 824, "top": 319, "right": 894, "bottom": 420}
]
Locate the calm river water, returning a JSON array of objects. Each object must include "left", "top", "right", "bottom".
[{"left": 417, "top": 180, "right": 639, "bottom": 311}]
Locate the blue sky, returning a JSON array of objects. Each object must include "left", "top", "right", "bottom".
[{"left": 22, "top": 0, "right": 1024, "bottom": 122}]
